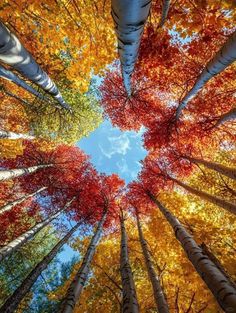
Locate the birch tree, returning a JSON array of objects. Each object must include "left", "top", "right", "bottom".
[
  {"left": 147, "top": 193, "right": 236, "bottom": 312},
  {"left": 0, "top": 186, "right": 46, "bottom": 215},
  {"left": 0, "top": 197, "right": 75, "bottom": 261},
  {"left": 0, "top": 21, "right": 71, "bottom": 111},
  {"left": 0, "top": 130, "right": 34, "bottom": 140},
  {"left": 111, "top": 0, "right": 152, "bottom": 96},
  {"left": 59, "top": 210, "right": 107, "bottom": 313},
  {"left": 0, "top": 65, "right": 45, "bottom": 99},
  {"left": 0, "top": 164, "right": 53, "bottom": 181},
  {"left": 176, "top": 30, "right": 236, "bottom": 119},
  {"left": 120, "top": 211, "right": 139, "bottom": 313},
  {"left": 0, "top": 221, "right": 83, "bottom": 313},
  {"left": 136, "top": 211, "right": 169, "bottom": 313}
]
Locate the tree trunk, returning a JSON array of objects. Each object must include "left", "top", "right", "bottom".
[
  {"left": 159, "top": 0, "right": 170, "bottom": 27},
  {"left": 176, "top": 30, "right": 236, "bottom": 119},
  {"left": 111, "top": 0, "right": 152, "bottom": 96},
  {"left": 59, "top": 210, "right": 107, "bottom": 313},
  {"left": 171, "top": 177, "right": 236, "bottom": 215},
  {"left": 0, "top": 130, "right": 35, "bottom": 140},
  {"left": 214, "top": 108, "right": 236, "bottom": 128},
  {"left": 0, "top": 64, "right": 45, "bottom": 99},
  {"left": 0, "top": 164, "right": 53, "bottom": 181},
  {"left": 136, "top": 213, "right": 169, "bottom": 313},
  {"left": 0, "top": 221, "right": 83, "bottom": 313},
  {"left": 0, "top": 22, "right": 71, "bottom": 111},
  {"left": 0, "top": 186, "right": 47, "bottom": 215},
  {"left": 147, "top": 192, "right": 236, "bottom": 312},
  {"left": 183, "top": 156, "right": 236, "bottom": 180},
  {"left": 0, "top": 197, "right": 76, "bottom": 261},
  {"left": 120, "top": 212, "right": 139, "bottom": 313}
]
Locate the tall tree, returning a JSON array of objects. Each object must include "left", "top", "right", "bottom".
[
  {"left": 59, "top": 210, "right": 108, "bottom": 313},
  {"left": 111, "top": 0, "right": 151, "bottom": 95},
  {"left": 136, "top": 211, "right": 169, "bottom": 313},
  {"left": 0, "top": 130, "right": 34, "bottom": 140},
  {"left": 0, "top": 21, "right": 70, "bottom": 110},
  {"left": 0, "top": 221, "right": 84, "bottom": 313},
  {"left": 120, "top": 210, "right": 139, "bottom": 313},
  {"left": 147, "top": 193, "right": 236, "bottom": 312},
  {"left": 0, "top": 197, "right": 76, "bottom": 261}
]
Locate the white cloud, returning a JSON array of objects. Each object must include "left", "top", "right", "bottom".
[
  {"left": 116, "top": 158, "right": 128, "bottom": 173},
  {"left": 99, "top": 133, "right": 131, "bottom": 159}
]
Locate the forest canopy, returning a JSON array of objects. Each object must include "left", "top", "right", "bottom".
[{"left": 0, "top": 1, "right": 235, "bottom": 313}]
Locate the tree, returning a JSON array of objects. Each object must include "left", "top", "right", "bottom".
[
  {"left": 136, "top": 210, "right": 169, "bottom": 313},
  {"left": 59, "top": 210, "right": 108, "bottom": 313},
  {"left": 111, "top": 0, "right": 151, "bottom": 95},
  {"left": 147, "top": 193, "right": 236, "bottom": 312},
  {"left": 0, "top": 21, "right": 70, "bottom": 110},
  {"left": 120, "top": 210, "right": 139, "bottom": 313},
  {"left": 0, "top": 130, "right": 34, "bottom": 140},
  {"left": 0, "top": 220, "right": 84, "bottom": 313}
]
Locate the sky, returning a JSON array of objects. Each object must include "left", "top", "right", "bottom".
[{"left": 77, "top": 119, "right": 147, "bottom": 184}]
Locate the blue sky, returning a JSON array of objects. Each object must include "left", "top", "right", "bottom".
[{"left": 77, "top": 119, "right": 147, "bottom": 184}]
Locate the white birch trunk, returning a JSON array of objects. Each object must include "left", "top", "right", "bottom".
[
  {"left": 0, "top": 22, "right": 71, "bottom": 111},
  {"left": 120, "top": 212, "right": 139, "bottom": 313},
  {"left": 136, "top": 213, "right": 169, "bottom": 313},
  {"left": 176, "top": 30, "right": 236, "bottom": 119},
  {"left": 59, "top": 211, "right": 107, "bottom": 313},
  {"left": 0, "top": 221, "right": 82, "bottom": 313},
  {"left": 148, "top": 193, "right": 236, "bottom": 312},
  {"left": 0, "top": 197, "right": 76, "bottom": 261},
  {"left": 0, "top": 65, "right": 45, "bottom": 99},
  {"left": 111, "top": 0, "right": 152, "bottom": 96},
  {"left": 172, "top": 177, "right": 236, "bottom": 215},
  {"left": 0, "top": 130, "right": 35, "bottom": 140},
  {"left": 0, "top": 164, "right": 53, "bottom": 181},
  {"left": 0, "top": 186, "right": 47, "bottom": 215}
]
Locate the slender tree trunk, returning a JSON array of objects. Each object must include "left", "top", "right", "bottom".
[
  {"left": 0, "top": 22, "right": 71, "bottom": 111},
  {"left": 0, "top": 164, "right": 53, "bottom": 181},
  {"left": 120, "top": 212, "right": 139, "bottom": 313},
  {"left": 0, "top": 130, "right": 35, "bottom": 140},
  {"left": 0, "top": 186, "right": 47, "bottom": 215},
  {"left": 159, "top": 0, "right": 170, "bottom": 27},
  {"left": 59, "top": 210, "right": 107, "bottom": 313},
  {"left": 214, "top": 108, "right": 236, "bottom": 128},
  {"left": 171, "top": 177, "right": 236, "bottom": 215},
  {"left": 0, "top": 221, "right": 83, "bottom": 313},
  {"left": 176, "top": 30, "right": 236, "bottom": 119},
  {"left": 136, "top": 213, "right": 169, "bottom": 313},
  {"left": 0, "top": 65, "right": 45, "bottom": 99},
  {"left": 0, "top": 197, "right": 76, "bottom": 261},
  {"left": 183, "top": 156, "right": 236, "bottom": 180},
  {"left": 111, "top": 0, "right": 152, "bottom": 96},
  {"left": 147, "top": 192, "right": 236, "bottom": 312}
]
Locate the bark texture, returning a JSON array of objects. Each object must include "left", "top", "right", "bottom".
[
  {"left": 0, "top": 186, "right": 46, "bottom": 215},
  {"left": 159, "top": 0, "right": 170, "bottom": 27},
  {"left": 172, "top": 177, "right": 236, "bottom": 215},
  {"left": 184, "top": 156, "right": 236, "bottom": 180},
  {"left": 0, "top": 221, "right": 82, "bottom": 313},
  {"left": 0, "top": 197, "right": 75, "bottom": 261},
  {"left": 148, "top": 193, "right": 236, "bottom": 312},
  {"left": 0, "top": 64, "right": 45, "bottom": 99},
  {"left": 0, "top": 130, "right": 35, "bottom": 140},
  {"left": 111, "top": 0, "right": 152, "bottom": 96},
  {"left": 59, "top": 211, "right": 107, "bottom": 313},
  {"left": 0, "top": 164, "right": 52, "bottom": 181},
  {"left": 176, "top": 30, "right": 236, "bottom": 119},
  {"left": 137, "top": 213, "right": 169, "bottom": 313},
  {"left": 0, "top": 21, "right": 71, "bottom": 110},
  {"left": 120, "top": 212, "right": 139, "bottom": 313}
]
